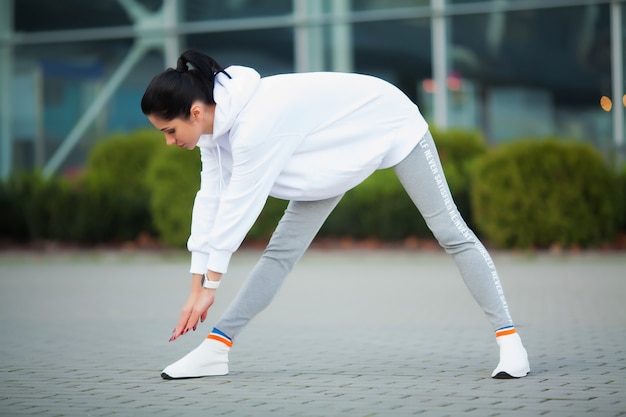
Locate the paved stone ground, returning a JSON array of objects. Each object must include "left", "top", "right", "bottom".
[{"left": 0, "top": 248, "right": 624, "bottom": 417}]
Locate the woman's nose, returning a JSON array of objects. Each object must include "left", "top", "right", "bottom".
[{"left": 165, "top": 135, "right": 176, "bottom": 146}]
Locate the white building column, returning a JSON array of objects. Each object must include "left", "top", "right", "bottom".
[
  {"left": 0, "top": 0, "right": 14, "bottom": 178},
  {"left": 163, "top": 0, "right": 181, "bottom": 67},
  {"left": 330, "top": 0, "right": 353, "bottom": 73},
  {"left": 294, "top": 0, "right": 325, "bottom": 72},
  {"left": 431, "top": 0, "right": 448, "bottom": 129},
  {"left": 611, "top": 0, "right": 624, "bottom": 161}
]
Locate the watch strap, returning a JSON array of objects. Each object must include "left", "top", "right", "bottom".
[{"left": 202, "top": 273, "right": 221, "bottom": 289}]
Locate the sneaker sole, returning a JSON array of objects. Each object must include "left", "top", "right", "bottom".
[
  {"left": 160, "top": 363, "right": 229, "bottom": 380},
  {"left": 161, "top": 372, "right": 203, "bottom": 380},
  {"left": 161, "top": 371, "right": 229, "bottom": 380},
  {"left": 492, "top": 371, "right": 528, "bottom": 379}
]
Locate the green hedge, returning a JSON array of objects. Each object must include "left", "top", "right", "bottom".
[
  {"left": 0, "top": 171, "right": 101, "bottom": 243},
  {"left": 319, "top": 168, "right": 427, "bottom": 240},
  {"left": 0, "top": 171, "right": 66, "bottom": 242},
  {"left": 146, "top": 146, "right": 200, "bottom": 247},
  {"left": 81, "top": 129, "right": 163, "bottom": 241},
  {"left": 0, "top": 129, "right": 164, "bottom": 245},
  {"left": 0, "top": 172, "right": 30, "bottom": 242},
  {"left": 471, "top": 138, "right": 620, "bottom": 248},
  {"left": 2, "top": 128, "right": 622, "bottom": 250}
]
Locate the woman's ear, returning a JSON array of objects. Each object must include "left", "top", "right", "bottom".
[{"left": 190, "top": 103, "right": 202, "bottom": 121}]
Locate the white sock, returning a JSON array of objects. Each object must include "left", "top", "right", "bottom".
[{"left": 207, "top": 327, "right": 233, "bottom": 347}]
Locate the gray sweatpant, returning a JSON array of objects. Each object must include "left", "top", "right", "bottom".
[{"left": 214, "top": 130, "right": 513, "bottom": 339}]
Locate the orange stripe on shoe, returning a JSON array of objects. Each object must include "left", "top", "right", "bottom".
[
  {"left": 207, "top": 334, "right": 233, "bottom": 347},
  {"left": 496, "top": 328, "right": 517, "bottom": 337}
]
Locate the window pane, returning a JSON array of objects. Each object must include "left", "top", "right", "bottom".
[
  {"left": 13, "top": 40, "right": 152, "bottom": 171},
  {"left": 15, "top": 0, "right": 161, "bottom": 31},
  {"left": 186, "top": 28, "right": 294, "bottom": 75},
  {"left": 353, "top": 19, "right": 432, "bottom": 112},
  {"left": 448, "top": 4, "right": 612, "bottom": 149},
  {"left": 183, "top": 0, "right": 292, "bottom": 22},
  {"left": 352, "top": 0, "right": 430, "bottom": 11}
]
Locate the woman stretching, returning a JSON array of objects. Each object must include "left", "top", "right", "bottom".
[{"left": 141, "top": 49, "right": 530, "bottom": 380}]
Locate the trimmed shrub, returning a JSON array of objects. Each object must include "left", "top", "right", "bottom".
[
  {"left": 0, "top": 171, "right": 48, "bottom": 241},
  {"left": 0, "top": 171, "right": 80, "bottom": 242},
  {"left": 0, "top": 173, "right": 29, "bottom": 242},
  {"left": 320, "top": 168, "right": 428, "bottom": 240},
  {"left": 85, "top": 129, "right": 162, "bottom": 196},
  {"left": 0, "top": 129, "right": 165, "bottom": 245},
  {"left": 146, "top": 146, "right": 200, "bottom": 247},
  {"left": 82, "top": 129, "right": 163, "bottom": 241},
  {"left": 471, "top": 138, "right": 620, "bottom": 248}
]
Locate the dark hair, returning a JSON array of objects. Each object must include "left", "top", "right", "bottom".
[{"left": 140, "top": 49, "right": 231, "bottom": 120}]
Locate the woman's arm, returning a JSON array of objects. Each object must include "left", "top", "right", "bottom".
[
  {"left": 170, "top": 146, "right": 224, "bottom": 341},
  {"left": 187, "top": 146, "right": 224, "bottom": 274},
  {"left": 170, "top": 270, "right": 222, "bottom": 341},
  {"left": 204, "top": 131, "right": 303, "bottom": 273}
]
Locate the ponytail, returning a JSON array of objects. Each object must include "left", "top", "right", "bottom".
[{"left": 141, "top": 49, "right": 231, "bottom": 120}]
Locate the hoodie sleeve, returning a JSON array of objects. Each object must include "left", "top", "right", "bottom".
[
  {"left": 204, "top": 130, "right": 304, "bottom": 274},
  {"left": 187, "top": 146, "right": 223, "bottom": 274}
]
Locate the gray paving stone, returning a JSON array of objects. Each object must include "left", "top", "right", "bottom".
[{"left": 0, "top": 249, "right": 625, "bottom": 417}]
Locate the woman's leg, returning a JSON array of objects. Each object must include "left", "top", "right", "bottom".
[
  {"left": 214, "top": 195, "right": 343, "bottom": 339},
  {"left": 161, "top": 196, "right": 343, "bottom": 379},
  {"left": 393, "top": 130, "right": 529, "bottom": 378},
  {"left": 394, "top": 130, "right": 511, "bottom": 330}
]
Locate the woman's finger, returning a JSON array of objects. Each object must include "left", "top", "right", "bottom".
[
  {"left": 170, "top": 309, "right": 193, "bottom": 341},
  {"left": 184, "top": 310, "right": 201, "bottom": 335}
]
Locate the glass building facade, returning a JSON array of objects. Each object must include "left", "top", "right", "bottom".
[{"left": 0, "top": 0, "right": 624, "bottom": 177}]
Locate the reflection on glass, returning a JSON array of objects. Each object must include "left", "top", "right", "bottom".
[{"left": 447, "top": 4, "right": 612, "bottom": 148}]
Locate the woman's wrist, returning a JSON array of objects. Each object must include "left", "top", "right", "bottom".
[
  {"left": 202, "top": 274, "right": 220, "bottom": 289},
  {"left": 202, "top": 270, "right": 223, "bottom": 289},
  {"left": 191, "top": 273, "right": 204, "bottom": 292}
]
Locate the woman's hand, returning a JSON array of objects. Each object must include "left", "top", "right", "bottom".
[{"left": 169, "top": 272, "right": 221, "bottom": 342}]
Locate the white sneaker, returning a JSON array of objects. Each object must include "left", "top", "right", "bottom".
[
  {"left": 161, "top": 338, "right": 230, "bottom": 379},
  {"left": 491, "top": 332, "right": 530, "bottom": 379}
]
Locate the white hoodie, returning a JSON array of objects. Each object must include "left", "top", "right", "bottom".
[{"left": 188, "top": 66, "right": 429, "bottom": 274}]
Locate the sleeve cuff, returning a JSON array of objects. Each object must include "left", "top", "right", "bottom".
[
  {"left": 207, "top": 249, "right": 233, "bottom": 274},
  {"left": 190, "top": 251, "right": 210, "bottom": 275}
]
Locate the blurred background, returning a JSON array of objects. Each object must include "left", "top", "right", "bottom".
[
  {"left": 1, "top": 0, "right": 623, "bottom": 175},
  {"left": 0, "top": 0, "right": 624, "bottom": 250}
]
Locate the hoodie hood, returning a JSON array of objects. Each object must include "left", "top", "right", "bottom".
[{"left": 196, "top": 66, "right": 261, "bottom": 148}]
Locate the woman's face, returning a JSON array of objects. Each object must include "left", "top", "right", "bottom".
[{"left": 148, "top": 114, "right": 203, "bottom": 150}]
